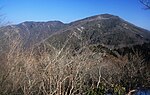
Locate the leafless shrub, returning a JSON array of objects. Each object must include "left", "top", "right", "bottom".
[{"left": 0, "top": 31, "right": 149, "bottom": 95}]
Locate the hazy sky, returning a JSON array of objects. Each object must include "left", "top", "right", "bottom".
[{"left": 0, "top": 0, "right": 150, "bottom": 30}]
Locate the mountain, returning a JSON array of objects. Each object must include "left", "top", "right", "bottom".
[
  {"left": 44, "top": 14, "right": 150, "bottom": 56},
  {"left": 1, "top": 14, "right": 150, "bottom": 48},
  {"left": 0, "top": 14, "right": 150, "bottom": 55},
  {"left": 0, "top": 21, "right": 67, "bottom": 51}
]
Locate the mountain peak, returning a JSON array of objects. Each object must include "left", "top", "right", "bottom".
[
  {"left": 98, "top": 14, "right": 118, "bottom": 18},
  {"left": 86, "top": 14, "right": 120, "bottom": 21},
  {"left": 70, "top": 14, "right": 120, "bottom": 26}
]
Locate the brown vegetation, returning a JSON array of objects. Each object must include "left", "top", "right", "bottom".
[{"left": 0, "top": 33, "right": 149, "bottom": 95}]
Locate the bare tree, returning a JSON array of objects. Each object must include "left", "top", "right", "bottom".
[{"left": 140, "top": 0, "right": 150, "bottom": 9}]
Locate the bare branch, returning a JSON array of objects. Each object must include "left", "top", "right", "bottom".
[{"left": 140, "top": 0, "right": 150, "bottom": 9}]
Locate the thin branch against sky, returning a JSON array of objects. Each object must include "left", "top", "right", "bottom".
[{"left": 140, "top": 0, "right": 150, "bottom": 9}]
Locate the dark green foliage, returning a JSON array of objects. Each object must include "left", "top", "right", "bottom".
[{"left": 87, "top": 83, "right": 126, "bottom": 95}]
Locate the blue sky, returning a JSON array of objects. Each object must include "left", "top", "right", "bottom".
[{"left": 0, "top": 0, "right": 150, "bottom": 30}]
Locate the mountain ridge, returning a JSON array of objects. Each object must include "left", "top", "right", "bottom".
[
  {"left": 43, "top": 14, "right": 150, "bottom": 51},
  {"left": 0, "top": 14, "right": 150, "bottom": 51}
]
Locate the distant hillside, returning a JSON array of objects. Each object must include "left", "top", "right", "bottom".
[
  {"left": 44, "top": 14, "right": 150, "bottom": 56},
  {"left": 1, "top": 14, "right": 150, "bottom": 56},
  {"left": 0, "top": 21, "right": 67, "bottom": 52}
]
